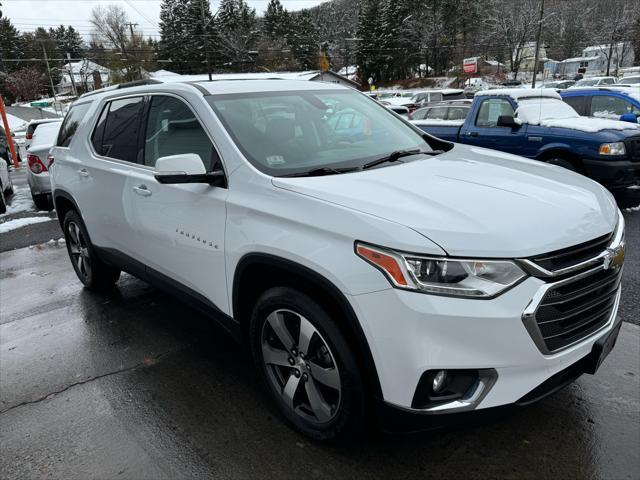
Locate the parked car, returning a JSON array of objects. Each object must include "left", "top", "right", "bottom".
[
  {"left": 616, "top": 75, "right": 640, "bottom": 85},
  {"left": 379, "top": 102, "right": 411, "bottom": 118},
  {"left": 411, "top": 89, "right": 466, "bottom": 107},
  {"left": 0, "top": 151, "right": 14, "bottom": 214},
  {"left": 561, "top": 88, "right": 640, "bottom": 123},
  {"left": 0, "top": 125, "right": 20, "bottom": 169},
  {"left": 413, "top": 88, "right": 640, "bottom": 193},
  {"left": 411, "top": 101, "right": 471, "bottom": 122},
  {"left": 570, "top": 76, "right": 618, "bottom": 88},
  {"left": 51, "top": 79, "right": 625, "bottom": 440},
  {"left": 541, "top": 80, "right": 576, "bottom": 90},
  {"left": 25, "top": 118, "right": 62, "bottom": 151},
  {"left": 27, "top": 120, "right": 61, "bottom": 210},
  {"left": 501, "top": 79, "right": 523, "bottom": 87}
]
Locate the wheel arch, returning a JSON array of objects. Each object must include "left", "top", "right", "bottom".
[
  {"left": 232, "top": 253, "right": 383, "bottom": 400},
  {"left": 536, "top": 145, "right": 583, "bottom": 171},
  {"left": 52, "top": 188, "right": 81, "bottom": 228}
]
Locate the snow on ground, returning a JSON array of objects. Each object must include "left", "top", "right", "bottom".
[
  {"left": 6, "top": 113, "right": 27, "bottom": 131},
  {"left": 2, "top": 185, "right": 36, "bottom": 216},
  {"left": 0, "top": 216, "right": 52, "bottom": 234}
]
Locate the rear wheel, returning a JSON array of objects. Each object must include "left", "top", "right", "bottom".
[
  {"left": 250, "top": 287, "right": 365, "bottom": 441},
  {"left": 32, "top": 193, "right": 53, "bottom": 211},
  {"left": 63, "top": 210, "right": 120, "bottom": 290}
]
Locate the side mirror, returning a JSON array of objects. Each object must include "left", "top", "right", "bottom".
[
  {"left": 154, "top": 153, "right": 226, "bottom": 187},
  {"left": 619, "top": 113, "right": 638, "bottom": 124},
  {"left": 497, "top": 115, "right": 520, "bottom": 128}
]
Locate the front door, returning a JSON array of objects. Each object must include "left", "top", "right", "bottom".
[
  {"left": 461, "top": 97, "right": 526, "bottom": 156},
  {"left": 125, "top": 94, "right": 230, "bottom": 313}
]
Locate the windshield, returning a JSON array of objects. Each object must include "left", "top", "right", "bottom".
[
  {"left": 207, "top": 90, "right": 431, "bottom": 176},
  {"left": 516, "top": 98, "right": 579, "bottom": 123}
]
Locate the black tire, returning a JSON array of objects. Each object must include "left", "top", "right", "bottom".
[
  {"left": 63, "top": 210, "right": 120, "bottom": 290},
  {"left": 547, "top": 157, "right": 577, "bottom": 171},
  {"left": 5, "top": 183, "right": 13, "bottom": 195},
  {"left": 0, "top": 186, "right": 6, "bottom": 214},
  {"left": 250, "top": 287, "right": 365, "bottom": 441},
  {"left": 32, "top": 193, "right": 53, "bottom": 211}
]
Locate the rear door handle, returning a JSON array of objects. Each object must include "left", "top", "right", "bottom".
[
  {"left": 78, "top": 168, "right": 89, "bottom": 177},
  {"left": 133, "top": 185, "right": 152, "bottom": 197}
]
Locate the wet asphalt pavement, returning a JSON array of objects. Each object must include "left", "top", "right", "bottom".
[{"left": 0, "top": 167, "right": 639, "bottom": 479}]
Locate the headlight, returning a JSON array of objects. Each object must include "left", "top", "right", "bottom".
[
  {"left": 599, "top": 142, "right": 626, "bottom": 156},
  {"left": 356, "top": 243, "right": 526, "bottom": 298}
]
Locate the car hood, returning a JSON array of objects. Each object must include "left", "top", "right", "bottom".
[{"left": 272, "top": 145, "right": 618, "bottom": 258}]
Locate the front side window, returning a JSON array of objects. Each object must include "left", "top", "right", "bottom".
[
  {"left": 207, "top": 90, "right": 431, "bottom": 176},
  {"left": 412, "top": 108, "right": 429, "bottom": 120},
  {"left": 143, "top": 95, "right": 220, "bottom": 170},
  {"left": 91, "top": 97, "right": 144, "bottom": 162},
  {"left": 57, "top": 102, "right": 91, "bottom": 147},
  {"left": 424, "top": 106, "right": 448, "bottom": 120},
  {"left": 591, "top": 96, "right": 634, "bottom": 118},
  {"left": 475, "top": 98, "right": 515, "bottom": 127}
]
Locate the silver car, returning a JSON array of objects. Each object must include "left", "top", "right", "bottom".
[{"left": 27, "top": 121, "right": 61, "bottom": 210}]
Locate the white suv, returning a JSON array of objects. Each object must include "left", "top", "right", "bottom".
[{"left": 50, "top": 79, "right": 625, "bottom": 440}]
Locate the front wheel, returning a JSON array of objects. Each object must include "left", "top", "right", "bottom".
[
  {"left": 547, "top": 157, "right": 577, "bottom": 171},
  {"left": 0, "top": 187, "right": 6, "bottom": 214},
  {"left": 63, "top": 210, "right": 120, "bottom": 290},
  {"left": 32, "top": 193, "right": 53, "bottom": 211},
  {"left": 250, "top": 287, "right": 365, "bottom": 441}
]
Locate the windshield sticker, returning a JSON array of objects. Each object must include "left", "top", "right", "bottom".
[{"left": 266, "top": 155, "right": 286, "bottom": 166}]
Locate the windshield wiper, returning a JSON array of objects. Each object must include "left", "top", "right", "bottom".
[
  {"left": 362, "top": 149, "right": 443, "bottom": 170},
  {"left": 280, "top": 166, "right": 361, "bottom": 177}
]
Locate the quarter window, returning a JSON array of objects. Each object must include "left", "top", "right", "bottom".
[
  {"left": 475, "top": 98, "right": 515, "bottom": 127},
  {"left": 92, "top": 97, "right": 144, "bottom": 162},
  {"left": 57, "top": 102, "right": 90, "bottom": 147},
  {"left": 143, "top": 96, "right": 219, "bottom": 170},
  {"left": 591, "top": 96, "right": 634, "bottom": 118}
]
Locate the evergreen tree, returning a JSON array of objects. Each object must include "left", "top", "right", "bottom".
[
  {"left": 287, "top": 10, "right": 319, "bottom": 70},
  {"left": 356, "top": 0, "right": 384, "bottom": 85},
  {"left": 263, "top": 0, "right": 289, "bottom": 39},
  {"left": 49, "top": 25, "right": 85, "bottom": 58},
  {"left": 0, "top": 16, "right": 23, "bottom": 74},
  {"left": 158, "top": 0, "right": 193, "bottom": 73},
  {"left": 215, "top": 0, "right": 257, "bottom": 70}
]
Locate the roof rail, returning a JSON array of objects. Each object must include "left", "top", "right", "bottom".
[{"left": 79, "top": 79, "right": 162, "bottom": 99}]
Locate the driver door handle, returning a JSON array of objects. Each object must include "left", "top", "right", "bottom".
[
  {"left": 133, "top": 185, "right": 152, "bottom": 197},
  {"left": 78, "top": 168, "right": 89, "bottom": 177},
  {"left": 467, "top": 131, "right": 479, "bottom": 137}
]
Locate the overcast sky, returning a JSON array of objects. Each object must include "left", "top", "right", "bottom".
[{"left": 3, "top": 0, "right": 327, "bottom": 38}]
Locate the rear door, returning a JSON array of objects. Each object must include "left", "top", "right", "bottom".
[
  {"left": 460, "top": 97, "right": 525, "bottom": 155},
  {"left": 80, "top": 95, "right": 146, "bottom": 256},
  {"left": 124, "top": 94, "right": 229, "bottom": 312}
]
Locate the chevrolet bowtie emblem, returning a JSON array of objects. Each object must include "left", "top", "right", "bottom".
[{"left": 604, "top": 244, "right": 625, "bottom": 270}]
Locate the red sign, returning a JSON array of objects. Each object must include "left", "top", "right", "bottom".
[{"left": 463, "top": 57, "right": 478, "bottom": 74}]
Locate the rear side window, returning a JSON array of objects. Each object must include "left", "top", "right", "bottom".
[
  {"left": 92, "top": 97, "right": 144, "bottom": 162},
  {"left": 143, "top": 95, "right": 219, "bottom": 170},
  {"left": 57, "top": 103, "right": 91, "bottom": 147},
  {"left": 590, "top": 95, "right": 634, "bottom": 118},
  {"left": 563, "top": 95, "right": 586, "bottom": 115}
]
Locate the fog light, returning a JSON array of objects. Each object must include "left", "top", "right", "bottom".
[{"left": 432, "top": 370, "right": 447, "bottom": 393}]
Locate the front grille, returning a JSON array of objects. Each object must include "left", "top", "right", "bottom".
[
  {"left": 533, "top": 267, "right": 621, "bottom": 352},
  {"left": 530, "top": 233, "right": 612, "bottom": 273},
  {"left": 625, "top": 135, "right": 640, "bottom": 161}
]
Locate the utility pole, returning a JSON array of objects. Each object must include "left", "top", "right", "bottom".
[
  {"left": 531, "top": 0, "right": 545, "bottom": 88},
  {"left": 41, "top": 42, "right": 58, "bottom": 102},
  {"left": 200, "top": 0, "right": 212, "bottom": 80},
  {"left": 126, "top": 22, "right": 141, "bottom": 80},
  {"left": 66, "top": 52, "right": 78, "bottom": 97}
]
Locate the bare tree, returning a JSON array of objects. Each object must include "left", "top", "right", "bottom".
[
  {"left": 483, "top": 0, "right": 542, "bottom": 79},
  {"left": 5, "top": 68, "right": 45, "bottom": 101},
  {"left": 591, "top": 0, "right": 640, "bottom": 75}
]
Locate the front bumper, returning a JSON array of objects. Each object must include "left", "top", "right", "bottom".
[
  {"left": 349, "top": 272, "right": 621, "bottom": 414},
  {"left": 582, "top": 158, "right": 640, "bottom": 189},
  {"left": 27, "top": 170, "right": 51, "bottom": 195}
]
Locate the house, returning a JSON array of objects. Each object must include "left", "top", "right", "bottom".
[
  {"left": 57, "top": 60, "right": 112, "bottom": 95},
  {"left": 555, "top": 43, "right": 635, "bottom": 79},
  {"left": 517, "top": 42, "right": 548, "bottom": 73},
  {"left": 148, "top": 69, "right": 361, "bottom": 89}
]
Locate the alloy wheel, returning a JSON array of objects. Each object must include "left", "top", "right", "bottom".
[
  {"left": 67, "top": 221, "right": 91, "bottom": 280},
  {"left": 261, "top": 309, "right": 341, "bottom": 424}
]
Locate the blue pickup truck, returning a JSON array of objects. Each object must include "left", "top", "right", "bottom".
[{"left": 411, "top": 89, "right": 640, "bottom": 193}]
